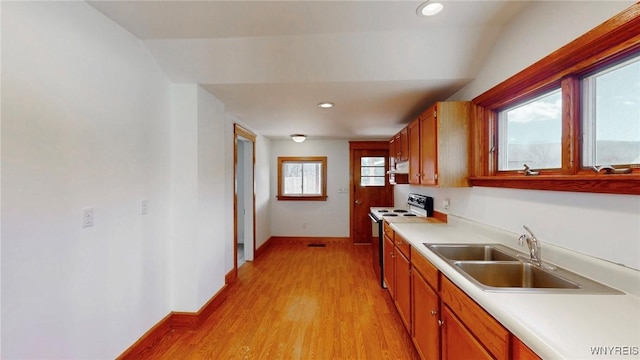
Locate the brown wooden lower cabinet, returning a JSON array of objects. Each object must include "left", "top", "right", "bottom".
[
  {"left": 440, "top": 275, "right": 509, "bottom": 359},
  {"left": 512, "top": 337, "right": 541, "bottom": 360},
  {"left": 384, "top": 226, "right": 411, "bottom": 333},
  {"left": 442, "top": 305, "right": 493, "bottom": 360},
  {"left": 386, "top": 246, "right": 543, "bottom": 360},
  {"left": 411, "top": 269, "right": 440, "bottom": 360},
  {"left": 383, "top": 235, "right": 395, "bottom": 297},
  {"left": 395, "top": 249, "right": 412, "bottom": 332}
]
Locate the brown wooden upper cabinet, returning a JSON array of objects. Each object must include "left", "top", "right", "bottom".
[
  {"left": 408, "top": 101, "right": 472, "bottom": 187},
  {"left": 389, "top": 128, "right": 409, "bottom": 166},
  {"left": 399, "top": 127, "right": 409, "bottom": 162}
]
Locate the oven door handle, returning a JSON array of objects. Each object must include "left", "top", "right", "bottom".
[{"left": 368, "top": 213, "right": 380, "bottom": 223}]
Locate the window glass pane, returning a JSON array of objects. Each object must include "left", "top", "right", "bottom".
[
  {"left": 361, "top": 177, "right": 385, "bottom": 186},
  {"left": 283, "top": 163, "right": 302, "bottom": 194},
  {"left": 361, "top": 157, "right": 385, "bottom": 166},
  {"left": 498, "top": 89, "right": 562, "bottom": 171},
  {"left": 582, "top": 55, "right": 640, "bottom": 167},
  {"left": 360, "top": 156, "right": 385, "bottom": 186},
  {"left": 361, "top": 167, "right": 386, "bottom": 176},
  {"left": 302, "top": 162, "right": 322, "bottom": 195}
]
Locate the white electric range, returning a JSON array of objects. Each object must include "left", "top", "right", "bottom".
[{"left": 369, "top": 193, "right": 434, "bottom": 288}]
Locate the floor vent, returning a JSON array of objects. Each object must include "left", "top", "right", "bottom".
[{"left": 307, "top": 243, "right": 326, "bottom": 247}]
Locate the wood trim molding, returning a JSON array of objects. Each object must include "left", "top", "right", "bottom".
[
  {"left": 348, "top": 140, "right": 390, "bottom": 150},
  {"left": 225, "top": 268, "right": 237, "bottom": 285},
  {"left": 473, "top": 4, "right": 640, "bottom": 109},
  {"left": 469, "top": 175, "right": 640, "bottom": 195},
  {"left": 172, "top": 284, "right": 230, "bottom": 329},
  {"left": 433, "top": 211, "right": 448, "bottom": 223},
  {"left": 117, "top": 283, "right": 233, "bottom": 359},
  {"left": 255, "top": 237, "right": 274, "bottom": 258},
  {"left": 234, "top": 123, "right": 256, "bottom": 142},
  {"left": 268, "top": 236, "right": 351, "bottom": 244},
  {"left": 116, "top": 313, "right": 173, "bottom": 360}
]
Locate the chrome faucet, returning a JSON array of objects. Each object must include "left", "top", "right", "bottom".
[{"left": 518, "top": 225, "right": 542, "bottom": 265}]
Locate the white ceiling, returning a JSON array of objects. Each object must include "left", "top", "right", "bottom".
[{"left": 88, "top": 0, "right": 530, "bottom": 140}]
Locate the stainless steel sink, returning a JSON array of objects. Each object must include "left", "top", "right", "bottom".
[
  {"left": 423, "top": 243, "right": 623, "bottom": 294},
  {"left": 427, "top": 244, "right": 518, "bottom": 262},
  {"left": 454, "top": 261, "right": 579, "bottom": 289}
]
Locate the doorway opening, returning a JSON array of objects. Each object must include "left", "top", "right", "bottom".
[{"left": 234, "top": 125, "right": 256, "bottom": 275}]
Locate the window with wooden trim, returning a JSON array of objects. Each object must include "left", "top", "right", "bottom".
[
  {"left": 497, "top": 89, "right": 563, "bottom": 171},
  {"left": 277, "top": 157, "right": 327, "bottom": 201},
  {"left": 581, "top": 54, "right": 640, "bottom": 169},
  {"left": 470, "top": 4, "right": 640, "bottom": 195}
]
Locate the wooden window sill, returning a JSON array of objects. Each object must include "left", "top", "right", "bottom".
[{"left": 469, "top": 175, "right": 640, "bottom": 195}]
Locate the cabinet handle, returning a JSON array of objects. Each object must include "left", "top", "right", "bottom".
[
  {"left": 438, "top": 320, "right": 444, "bottom": 326},
  {"left": 430, "top": 310, "right": 437, "bottom": 316},
  {"left": 396, "top": 241, "right": 402, "bottom": 246}
]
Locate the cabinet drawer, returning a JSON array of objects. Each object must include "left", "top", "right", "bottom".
[
  {"left": 440, "top": 276, "right": 509, "bottom": 360},
  {"left": 383, "top": 221, "right": 394, "bottom": 240},
  {"left": 411, "top": 248, "right": 439, "bottom": 290},
  {"left": 394, "top": 234, "right": 411, "bottom": 260}
]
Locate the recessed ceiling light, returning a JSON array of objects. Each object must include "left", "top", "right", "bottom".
[
  {"left": 417, "top": 1, "right": 443, "bottom": 16},
  {"left": 318, "top": 102, "right": 334, "bottom": 109}
]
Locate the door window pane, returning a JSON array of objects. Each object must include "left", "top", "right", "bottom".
[
  {"left": 361, "top": 157, "right": 386, "bottom": 187},
  {"left": 498, "top": 89, "right": 562, "bottom": 171},
  {"left": 582, "top": 54, "right": 640, "bottom": 167}
]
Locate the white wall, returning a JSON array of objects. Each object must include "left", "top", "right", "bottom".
[
  {"left": 195, "top": 87, "right": 228, "bottom": 309},
  {"left": 2, "top": 2, "right": 172, "bottom": 358},
  {"left": 398, "top": 0, "right": 640, "bottom": 270},
  {"left": 255, "top": 135, "right": 272, "bottom": 248},
  {"left": 169, "top": 85, "right": 229, "bottom": 311},
  {"left": 270, "top": 139, "right": 350, "bottom": 237}
]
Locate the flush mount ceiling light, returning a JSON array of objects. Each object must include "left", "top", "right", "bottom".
[
  {"left": 417, "top": 1, "right": 443, "bottom": 16},
  {"left": 291, "top": 134, "right": 306, "bottom": 143},
  {"left": 317, "top": 102, "right": 334, "bottom": 109}
]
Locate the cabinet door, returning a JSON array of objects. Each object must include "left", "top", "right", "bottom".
[
  {"left": 441, "top": 306, "right": 493, "bottom": 360},
  {"left": 408, "top": 119, "right": 421, "bottom": 185},
  {"left": 395, "top": 250, "right": 411, "bottom": 332},
  {"left": 400, "top": 127, "right": 409, "bottom": 162},
  {"left": 412, "top": 270, "right": 440, "bottom": 360},
  {"left": 512, "top": 337, "right": 541, "bottom": 360},
  {"left": 389, "top": 137, "right": 397, "bottom": 169},
  {"left": 383, "top": 235, "right": 395, "bottom": 297},
  {"left": 420, "top": 105, "right": 438, "bottom": 185}
]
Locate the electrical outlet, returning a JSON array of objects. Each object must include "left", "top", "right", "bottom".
[
  {"left": 83, "top": 208, "right": 94, "bottom": 228},
  {"left": 141, "top": 200, "right": 148, "bottom": 215},
  {"left": 303, "top": 222, "right": 307, "bottom": 229},
  {"left": 442, "top": 199, "right": 450, "bottom": 210}
]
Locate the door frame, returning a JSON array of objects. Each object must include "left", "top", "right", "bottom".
[
  {"left": 349, "top": 141, "right": 394, "bottom": 243},
  {"left": 233, "top": 124, "right": 256, "bottom": 278}
]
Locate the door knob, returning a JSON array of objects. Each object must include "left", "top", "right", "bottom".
[{"left": 355, "top": 200, "right": 363, "bottom": 205}]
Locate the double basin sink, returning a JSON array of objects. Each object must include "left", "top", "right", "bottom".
[{"left": 425, "top": 243, "right": 622, "bottom": 294}]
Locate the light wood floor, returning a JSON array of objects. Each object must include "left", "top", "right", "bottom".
[{"left": 137, "top": 241, "right": 420, "bottom": 359}]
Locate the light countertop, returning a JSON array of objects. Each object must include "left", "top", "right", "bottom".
[{"left": 388, "top": 217, "right": 640, "bottom": 359}]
